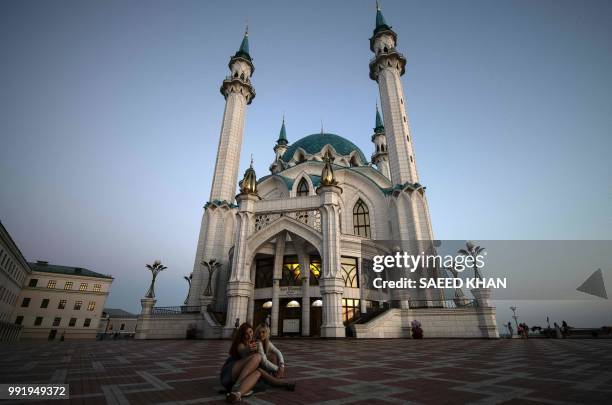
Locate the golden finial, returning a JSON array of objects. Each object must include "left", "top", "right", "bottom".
[
  {"left": 376, "top": 0, "right": 380, "bottom": 11},
  {"left": 240, "top": 156, "right": 257, "bottom": 194},
  {"left": 320, "top": 150, "right": 337, "bottom": 186},
  {"left": 245, "top": 19, "right": 249, "bottom": 36}
]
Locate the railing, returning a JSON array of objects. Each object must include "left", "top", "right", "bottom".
[
  {"left": 151, "top": 306, "right": 200, "bottom": 316},
  {"left": 255, "top": 209, "right": 321, "bottom": 232},
  {"left": 407, "top": 299, "right": 478, "bottom": 309},
  {"left": 369, "top": 48, "right": 406, "bottom": 65}
]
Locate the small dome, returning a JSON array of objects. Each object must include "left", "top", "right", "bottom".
[{"left": 281, "top": 133, "right": 367, "bottom": 164}]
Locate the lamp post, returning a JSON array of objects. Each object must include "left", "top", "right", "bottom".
[
  {"left": 510, "top": 306, "right": 519, "bottom": 331},
  {"left": 145, "top": 260, "right": 167, "bottom": 298}
]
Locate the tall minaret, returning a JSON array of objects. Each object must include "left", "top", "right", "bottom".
[
  {"left": 371, "top": 104, "right": 390, "bottom": 179},
  {"left": 186, "top": 29, "right": 255, "bottom": 309},
  {"left": 209, "top": 28, "right": 256, "bottom": 202},
  {"left": 368, "top": 3, "right": 418, "bottom": 186}
]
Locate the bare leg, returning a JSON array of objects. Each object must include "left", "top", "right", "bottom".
[
  {"left": 258, "top": 368, "right": 295, "bottom": 390},
  {"left": 238, "top": 370, "right": 261, "bottom": 395},
  {"left": 231, "top": 353, "right": 261, "bottom": 385}
]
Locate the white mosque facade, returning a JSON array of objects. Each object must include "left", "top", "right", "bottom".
[{"left": 135, "top": 7, "right": 498, "bottom": 339}]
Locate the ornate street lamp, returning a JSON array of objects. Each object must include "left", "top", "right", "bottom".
[
  {"left": 202, "top": 259, "right": 222, "bottom": 297},
  {"left": 457, "top": 241, "right": 486, "bottom": 280},
  {"left": 145, "top": 260, "right": 167, "bottom": 298},
  {"left": 184, "top": 274, "right": 192, "bottom": 305}
]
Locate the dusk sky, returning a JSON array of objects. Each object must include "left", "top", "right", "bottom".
[{"left": 1, "top": 0, "right": 611, "bottom": 324}]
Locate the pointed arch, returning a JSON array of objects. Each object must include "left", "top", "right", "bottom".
[
  {"left": 297, "top": 178, "right": 309, "bottom": 196},
  {"left": 292, "top": 172, "right": 314, "bottom": 197},
  {"left": 353, "top": 198, "right": 371, "bottom": 238}
]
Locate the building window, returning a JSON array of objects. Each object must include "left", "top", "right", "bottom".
[
  {"left": 53, "top": 317, "right": 61, "bottom": 326},
  {"left": 309, "top": 256, "right": 321, "bottom": 286},
  {"left": 87, "top": 301, "right": 96, "bottom": 311},
  {"left": 296, "top": 178, "right": 309, "bottom": 196},
  {"left": 120, "top": 323, "right": 125, "bottom": 331},
  {"left": 28, "top": 279, "right": 38, "bottom": 287},
  {"left": 74, "top": 301, "right": 83, "bottom": 310},
  {"left": 69, "top": 318, "right": 77, "bottom": 327},
  {"left": 79, "top": 283, "right": 87, "bottom": 291},
  {"left": 58, "top": 300, "right": 67, "bottom": 309},
  {"left": 84, "top": 318, "right": 91, "bottom": 327},
  {"left": 40, "top": 299, "right": 50, "bottom": 309},
  {"left": 15, "top": 316, "right": 24, "bottom": 325},
  {"left": 34, "top": 317, "right": 43, "bottom": 326},
  {"left": 341, "top": 257, "right": 359, "bottom": 288},
  {"left": 93, "top": 284, "right": 101, "bottom": 292},
  {"left": 21, "top": 298, "right": 31, "bottom": 307},
  {"left": 342, "top": 298, "right": 360, "bottom": 324},
  {"left": 353, "top": 199, "right": 371, "bottom": 238},
  {"left": 64, "top": 281, "right": 73, "bottom": 290},
  {"left": 280, "top": 256, "right": 301, "bottom": 287},
  {"left": 255, "top": 258, "right": 273, "bottom": 289},
  {"left": 47, "top": 280, "right": 56, "bottom": 289}
]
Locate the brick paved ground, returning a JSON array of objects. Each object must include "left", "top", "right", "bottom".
[{"left": 1, "top": 339, "right": 611, "bottom": 404}]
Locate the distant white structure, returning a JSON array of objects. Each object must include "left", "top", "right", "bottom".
[
  {"left": 0, "top": 221, "right": 30, "bottom": 342},
  {"left": 98, "top": 308, "right": 138, "bottom": 336},
  {"left": 136, "top": 6, "right": 498, "bottom": 339},
  {"left": 13, "top": 261, "right": 113, "bottom": 340}
]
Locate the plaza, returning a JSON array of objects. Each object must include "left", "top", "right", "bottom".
[{"left": 1, "top": 339, "right": 611, "bottom": 404}]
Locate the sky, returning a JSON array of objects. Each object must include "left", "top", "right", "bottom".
[{"left": 1, "top": 0, "right": 611, "bottom": 324}]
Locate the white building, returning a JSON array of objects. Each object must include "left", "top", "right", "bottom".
[
  {"left": 136, "top": 6, "right": 498, "bottom": 339},
  {"left": 13, "top": 261, "right": 113, "bottom": 340},
  {"left": 0, "top": 221, "right": 30, "bottom": 342},
  {"left": 98, "top": 308, "right": 138, "bottom": 337}
]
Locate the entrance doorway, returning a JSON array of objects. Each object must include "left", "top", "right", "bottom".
[
  {"left": 254, "top": 299, "right": 272, "bottom": 328},
  {"left": 310, "top": 298, "right": 322, "bottom": 337},
  {"left": 279, "top": 298, "right": 301, "bottom": 336},
  {"left": 48, "top": 329, "right": 57, "bottom": 341}
]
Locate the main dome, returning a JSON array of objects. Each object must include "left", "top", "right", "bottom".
[{"left": 281, "top": 133, "right": 367, "bottom": 163}]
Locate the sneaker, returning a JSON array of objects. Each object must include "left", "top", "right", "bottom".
[
  {"left": 226, "top": 392, "right": 241, "bottom": 403},
  {"left": 242, "top": 390, "right": 253, "bottom": 397}
]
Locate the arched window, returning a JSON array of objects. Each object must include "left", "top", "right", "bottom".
[
  {"left": 297, "top": 178, "right": 309, "bottom": 196},
  {"left": 353, "top": 199, "right": 371, "bottom": 238}
]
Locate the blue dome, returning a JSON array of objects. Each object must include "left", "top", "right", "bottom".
[{"left": 282, "top": 133, "right": 367, "bottom": 164}]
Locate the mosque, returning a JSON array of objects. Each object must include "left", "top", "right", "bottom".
[{"left": 135, "top": 6, "right": 499, "bottom": 339}]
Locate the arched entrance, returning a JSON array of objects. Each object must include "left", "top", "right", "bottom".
[{"left": 247, "top": 217, "right": 323, "bottom": 336}]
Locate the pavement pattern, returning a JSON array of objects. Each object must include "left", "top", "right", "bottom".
[{"left": 1, "top": 338, "right": 611, "bottom": 404}]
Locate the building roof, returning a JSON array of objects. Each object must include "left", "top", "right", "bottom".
[
  {"left": 102, "top": 308, "right": 137, "bottom": 318},
  {"left": 28, "top": 261, "right": 113, "bottom": 280},
  {"left": 233, "top": 32, "right": 251, "bottom": 61},
  {"left": 281, "top": 133, "right": 367, "bottom": 163},
  {"left": 0, "top": 221, "right": 32, "bottom": 273},
  {"left": 277, "top": 118, "right": 288, "bottom": 145},
  {"left": 374, "top": 105, "right": 384, "bottom": 133},
  {"left": 374, "top": 6, "right": 392, "bottom": 35}
]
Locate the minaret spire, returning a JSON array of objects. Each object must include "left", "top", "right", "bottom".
[
  {"left": 368, "top": 5, "right": 417, "bottom": 184},
  {"left": 208, "top": 30, "right": 256, "bottom": 202}
]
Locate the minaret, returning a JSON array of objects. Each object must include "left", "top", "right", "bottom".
[
  {"left": 186, "top": 28, "right": 255, "bottom": 309},
  {"left": 209, "top": 27, "right": 256, "bottom": 202},
  {"left": 371, "top": 104, "right": 390, "bottom": 179},
  {"left": 368, "top": 3, "right": 418, "bottom": 186},
  {"left": 269, "top": 117, "right": 288, "bottom": 174}
]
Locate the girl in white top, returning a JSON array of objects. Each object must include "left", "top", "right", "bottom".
[{"left": 254, "top": 323, "right": 296, "bottom": 391}]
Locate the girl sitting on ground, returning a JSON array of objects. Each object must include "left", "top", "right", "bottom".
[
  {"left": 219, "top": 322, "right": 262, "bottom": 403},
  {"left": 254, "top": 323, "right": 296, "bottom": 391}
]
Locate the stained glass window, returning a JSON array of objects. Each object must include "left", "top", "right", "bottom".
[
  {"left": 341, "top": 257, "right": 359, "bottom": 288},
  {"left": 353, "top": 199, "right": 371, "bottom": 238},
  {"left": 297, "top": 178, "right": 309, "bottom": 196},
  {"left": 280, "top": 256, "right": 301, "bottom": 286}
]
